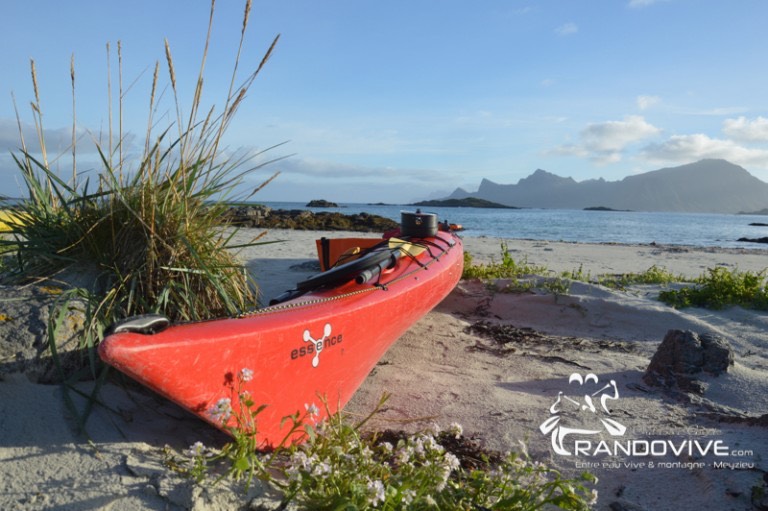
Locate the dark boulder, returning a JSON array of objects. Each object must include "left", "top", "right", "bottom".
[{"left": 643, "top": 330, "right": 734, "bottom": 394}]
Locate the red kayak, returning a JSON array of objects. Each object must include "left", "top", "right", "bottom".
[{"left": 99, "top": 212, "right": 463, "bottom": 446}]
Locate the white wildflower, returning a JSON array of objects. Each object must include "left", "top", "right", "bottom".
[
  {"left": 289, "top": 451, "right": 311, "bottom": 471},
  {"left": 361, "top": 445, "right": 374, "bottom": 460},
  {"left": 239, "top": 367, "right": 254, "bottom": 382},
  {"left": 443, "top": 452, "right": 461, "bottom": 472},
  {"left": 208, "top": 398, "right": 232, "bottom": 423},
  {"left": 448, "top": 422, "right": 463, "bottom": 439},
  {"left": 184, "top": 441, "right": 207, "bottom": 458},
  {"left": 426, "top": 435, "right": 444, "bottom": 454},
  {"left": 412, "top": 436, "right": 426, "bottom": 456},
  {"left": 285, "top": 464, "right": 302, "bottom": 482},
  {"left": 395, "top": 446, "right": 412, "bottom": 465},
  {"left": 311, "top": 458, "right": 332, "bottom": 476},
  {"left": 366, "top": 479, "right": 385, "bottom": 507},
  {"left": 305, "top": 402, "right": 320, "bottom": 417}
]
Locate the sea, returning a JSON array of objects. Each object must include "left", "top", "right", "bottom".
[{"left": 262, "top": 201, "right": 768, "bottom": 250}]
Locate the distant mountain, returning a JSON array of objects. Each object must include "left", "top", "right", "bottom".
[{"left": 448, "top": 159, "right": 768, "bottom": 214}]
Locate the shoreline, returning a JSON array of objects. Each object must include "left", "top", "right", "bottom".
[
  {"left": 1, "top": 227, "right": 767, "bottom": 510},
  {"left": 234, "top": 229, "right": 768, "bottom": 301}
]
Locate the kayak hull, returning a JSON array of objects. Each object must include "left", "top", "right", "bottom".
[{"left": 99, "top": 231, "right": 462, "bottom": 446}]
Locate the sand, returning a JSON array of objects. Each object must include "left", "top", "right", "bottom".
[{"left": 1, "top": 228, "right": 767, "bottom": 510}]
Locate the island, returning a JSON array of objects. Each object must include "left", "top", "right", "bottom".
[
  {"left": 584, "top": 206, "right": 632, "bottom": 212},
  {"left": 306, "top": 199, "right": 339, "bottom": 208},
  {"left": 410, "top": 197, "right": 517, "bottom": 209}
]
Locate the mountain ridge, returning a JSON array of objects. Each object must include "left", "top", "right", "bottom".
[{"left": 448, "top": 159, "right": 768, "bottom": 214}]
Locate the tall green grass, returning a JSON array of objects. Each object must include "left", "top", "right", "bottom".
[{"left": 2, "top": 1, "right": 282, "bottom": 350}]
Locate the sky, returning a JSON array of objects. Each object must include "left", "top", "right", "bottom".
[{"left": 2, "top": 0, "right": 768, "bottom": 204}]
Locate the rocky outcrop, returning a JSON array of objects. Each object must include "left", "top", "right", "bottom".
[{"left": 223, "top": 205, "right": 398, "bottom": 232}]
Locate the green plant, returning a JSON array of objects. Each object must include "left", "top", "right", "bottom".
[
  {"left": 1, "top": 1, "right": 284, "bottom": 358},
  {"left": 203, "top": 367, "right": 313, "bottom": 489},
  {"left": 540, "top": 277, "right": 572, "bottom": 297},
  {"left": 495, "top": 279, "right": 535, "bottom": 294},
  {"left": 280, "top": 397, "right": 597, "bottom": 510},
  {"left": 463, "top": 242, "right": 548, "bottom": 280},
  {"left": 599, "top": 265, "right": 683, "bottom": 289},
  {"left": 659, "top": 267, "right": 768, "bottom": 310},
  {"left": 562, "top": 264, "right": 591, "bottom": 283},
  {"left": 5, "top": 18, "right": 280, "bottom": 324},
  {"left": 175, "top": 379, "right": 598, "bottom": 509}
]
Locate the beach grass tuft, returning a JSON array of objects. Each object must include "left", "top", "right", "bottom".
[
  {"left": 0, "top": 0, "right": 284, "bottom": 437},
  {"left": 1, "top": 1, "right": 282, "bottom": 348}
]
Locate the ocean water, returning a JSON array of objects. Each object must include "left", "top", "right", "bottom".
[{"left": 262, "top": 202, "right": 768, "bottom": 250}]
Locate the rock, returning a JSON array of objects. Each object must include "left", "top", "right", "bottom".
[
  {"left": 699, "top": 332, "right": 735, "bottom": 374},
  {"left": 306, "top": 199, "right": 339, "bottom": 208},
  {"left": 0, "top": 285, "right": 87, "bottom": 382},
  {"left": 221, "top": 204, "right": 272, "bottom": 227},
  {"left": 643, "top": 330, "right": 734, "bottom": 393},
  {"left": 222, "top": 206, "right": 398, "bottom": 232},
  {"left": 737, "top": 236, "right": 768, "bottom": 244}
]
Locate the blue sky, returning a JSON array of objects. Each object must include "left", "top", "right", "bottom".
[{"left": 2, "top": 0, "right": 768, "bottom": 203}]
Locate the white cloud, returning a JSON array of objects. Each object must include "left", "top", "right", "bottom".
[
  {"left": 551, "top": 115, "right": 661, "bottom": 165},
  {"left": 580, "top": 115, "right": 661, "bottom": 153},
  {"left": 275, "top": 157, "right": 457, "bottom": 185},
  {"left": 641, "top": 133, "right": 768, "bottom": 168},
  {"left": 687, "top": 106, "right": 749, "bottom": 116},
  {"left": 0, "top": 117, "right": 122, "bottom": 156},
  {"left": 722, "top": 116, "right": 768, "bottom": 143},
  {"left": 636, "top": 95, "right": 661, "bottom": 111},
  {"left": 555, "top": 22, "right": 578, "bottom": 36}
]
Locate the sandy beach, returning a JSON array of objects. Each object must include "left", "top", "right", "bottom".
[{"left": 2, "top": 228, "right": 767, "bottom": 510}]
